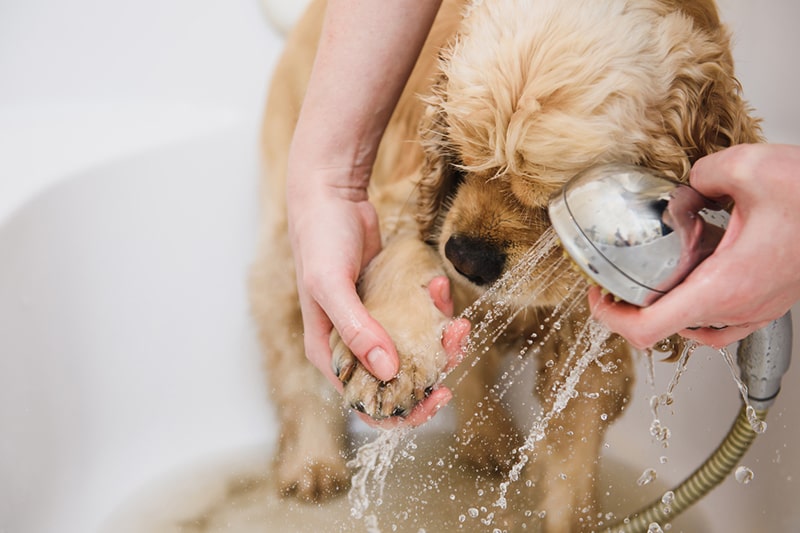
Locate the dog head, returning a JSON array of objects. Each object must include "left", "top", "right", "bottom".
[{"left": 417, "top": 0, "right": 762, "bottom": 307}]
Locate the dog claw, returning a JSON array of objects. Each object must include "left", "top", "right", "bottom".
[
  {"left": 330, "top": 331, "right": 357, "bottom": 384},
  {"left": 391, "top": 406, "right": 409, "bottom": 418},
  {"left": 334, "top": 359, "right": 356, "bottom": 384}
]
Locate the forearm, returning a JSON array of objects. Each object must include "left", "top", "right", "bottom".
[{"left": 289, "top": 0, "right": 443, "bottom": 191}]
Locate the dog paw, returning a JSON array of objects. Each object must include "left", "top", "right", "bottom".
[
  {"left": 456, "top": 408, "right": 521, "bottom": 475},
  {"left": 330, "top": 330, "right": 445, "bottom": 420},
  {"left": 275, "top": 419, "right": 349, "bottom": 502},
  {"left": 330, "top": 331, "right": 358, "bottom": 384},
  {"left": 276, "top": 454, "right": 349, "bottom": 502}
]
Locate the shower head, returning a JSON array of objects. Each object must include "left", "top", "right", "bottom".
[
  {"left": 737, "top": 311, "right": 793, "bottom": 410},
  {"left": 548, "top": 163, "right": 729, "bottom": 306}
]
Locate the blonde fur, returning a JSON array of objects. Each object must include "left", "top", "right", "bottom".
[{"left": 250, "top": 0, "right": 761, "bottom": 529}]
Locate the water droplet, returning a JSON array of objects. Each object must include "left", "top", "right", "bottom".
[
  {"left": 735, "top": 466, "right": 754, "bottom": 484},
  {"left": 659, "top": 456, "right": 669, "bottom": 464},
  {"left": 637, "top": 468, "right": 657, "bottom": 486},
  {"left": 660, "top": 490, "right": 674, "bottom": 514},
  {"left": 746, "top": 406, "right": 767, "bottom": 434},
  {"left": 468, "top": 508, "right": 479, "bottom": 518},
  {"left": 648, "top": 523, "right": 664, "bottom": 533},
  {"left": 600, "top": 413, "right": 608, "bottom": 420}
]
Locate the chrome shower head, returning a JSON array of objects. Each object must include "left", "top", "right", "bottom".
[{"left": 548, "top": 163, "right": 729, "bottom": 306}]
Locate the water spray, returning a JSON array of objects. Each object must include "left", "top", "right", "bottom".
[{"left": 547, "top": 164, "right": 793, "bottom": 531}]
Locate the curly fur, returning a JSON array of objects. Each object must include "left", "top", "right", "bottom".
[{"left": 250, "top": 0, "right": 761, "bottom": 530}]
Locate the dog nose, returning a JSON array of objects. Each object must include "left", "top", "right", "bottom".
[{"left": 444, "top": 234, "right": 506, "bottom": 286}]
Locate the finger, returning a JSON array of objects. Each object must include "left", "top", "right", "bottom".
[
  {"left": 402, "top": 387, "right": 453, "bottom": 427},
  {"left": 428, "top": 275, "right": 454, "bottom": 317},
  {"left": 442, "top": 318, "right": 471, "bottom": 370},
  {"left": 586, "top": 287, "right": 658, "bottom": 349},
  {"left": 297, "top": 294, "right": 345, "bottom": 394},
  {"left": 689, "top": 145, "right": 752, "bottom": 202},
  {"left": 314, "top": 277, "right": 400, "bottom": 382},
  {"left": 679, "top": 321, "right": 770, "bottom": 349},
  {"left": 587, "top": 285, "right": 709, "bottom": 349}
]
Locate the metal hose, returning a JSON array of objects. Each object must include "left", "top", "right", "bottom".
[{"left": 603, "top": 405, "right": 766, "bottom": 532}]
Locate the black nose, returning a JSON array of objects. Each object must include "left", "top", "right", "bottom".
[{"left": 444, "top": 234, "right": 506, "bottom": 286}]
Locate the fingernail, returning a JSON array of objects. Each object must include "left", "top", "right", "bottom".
[{"left": 367, "top": 347, "right": 396, "bottom": 381}]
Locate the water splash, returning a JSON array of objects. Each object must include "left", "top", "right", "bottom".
[
  {"left": 661, "top": 490, "right": 675, "bottom": 514},
  {"left": 637, "top": 468, "right": 657, "bottom": 487},
  {"left": 734, "top": 465, "right": 754, "bottom": 485},
  {"left": 718, "top": 347, "right": 767, "bottom": 434},
  {"left": 348, "top": 427, "right": 413, "bottom": 522},
  {"left": 494, "top": 318, "right": 612, "bottom": 512},
  {"left": 647, "top": 341, "right": 697, "bottom": 448},
  {"left": 346, "top": 227, "right": 618, "bottom": 530}
]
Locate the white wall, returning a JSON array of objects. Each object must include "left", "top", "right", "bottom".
[{"left": 0, "top": 0, "right": 283, "bottom": 219}]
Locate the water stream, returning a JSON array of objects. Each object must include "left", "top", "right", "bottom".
[
  {"left": 346, "top": 227, "right": 773, "bottom": 532},
  {"left": 346, "top": 228, "right": 618, "bottom": 531}
]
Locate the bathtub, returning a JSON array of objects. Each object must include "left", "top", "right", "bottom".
[{"left": 1, "top": 1, "right": 798, "bottom": 532}]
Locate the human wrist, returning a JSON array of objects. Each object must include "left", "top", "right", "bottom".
[
  {"left": 288, "top": 109, "right": 380, "bottom": 190},
  {"left": 286, "top": 157, "right": 373, "bottom": 206}
]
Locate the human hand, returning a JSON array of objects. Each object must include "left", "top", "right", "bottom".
[
  {"left": 287, "top": 172, "right": 471, "bottom": 427},
  {"left": 287, "top": 168, "right": 398, "bottom": 392},
  {"left": 360, "top": 278, "right": 471, "bottom": 429},
  {"left": 589, "top": 144, "right": 800, "bottom": 349}
]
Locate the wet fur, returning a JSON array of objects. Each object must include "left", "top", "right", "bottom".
[{"left": 250, "top": 0, "right": 761, "bottom": 530}]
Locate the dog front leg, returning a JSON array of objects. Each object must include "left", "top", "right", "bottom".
[
  {"left": 250, "top": 227, "right": 350, "bottom": 501},
  {"left": 331, "top": 232, "right": 451, "bottom": 421},
  {"left": 530, "top": 326, "right": 633, "bottom": 532}
]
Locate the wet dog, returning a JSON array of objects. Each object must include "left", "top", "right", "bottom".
[{"left": 249, "top": 0, "right": 761, "bottom": 529}]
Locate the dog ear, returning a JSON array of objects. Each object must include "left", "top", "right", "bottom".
[
  {"left": 417, "top": 77, "right": 464, "bottom": 244},
  {"left": 654, "top": 21, "right": 763, "bottom": 178}
]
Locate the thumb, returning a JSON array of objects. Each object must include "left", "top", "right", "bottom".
[
  {"left": 690, "top": 146, "right": 754, "bottom": 204},
  {"left": 318, "top": 278, "right": 400, "bottom": 382}
]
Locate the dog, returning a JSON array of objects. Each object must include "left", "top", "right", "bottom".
[{"left": 249, "top": 0, "right": 761, "bottom": 530}]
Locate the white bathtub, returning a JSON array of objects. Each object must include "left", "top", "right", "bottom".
[{"left": 1, "top": 1, "right": 798, "bottom": 532}]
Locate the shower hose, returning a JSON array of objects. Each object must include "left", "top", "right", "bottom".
[{"left": 603, "top": 404, "right": 766, "bottom": 532}]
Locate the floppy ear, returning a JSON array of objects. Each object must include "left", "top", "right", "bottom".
[
  {"left": 655, "top": 20, "right": 763, "bottom": 178},
  {"left": 416, "top": 75, "right": 464, "bottom": 244}
]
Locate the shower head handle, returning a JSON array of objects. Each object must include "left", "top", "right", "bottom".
[
  {"left": 548, "top": 164, "right": 729, "bottom": 306},
  {"left": 737, "top": 311, "right": 793, "bottom": 410}
]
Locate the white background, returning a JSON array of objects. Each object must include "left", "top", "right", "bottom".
[{"left": 1, "top": 1, "right": 798, "bottom": 532}]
